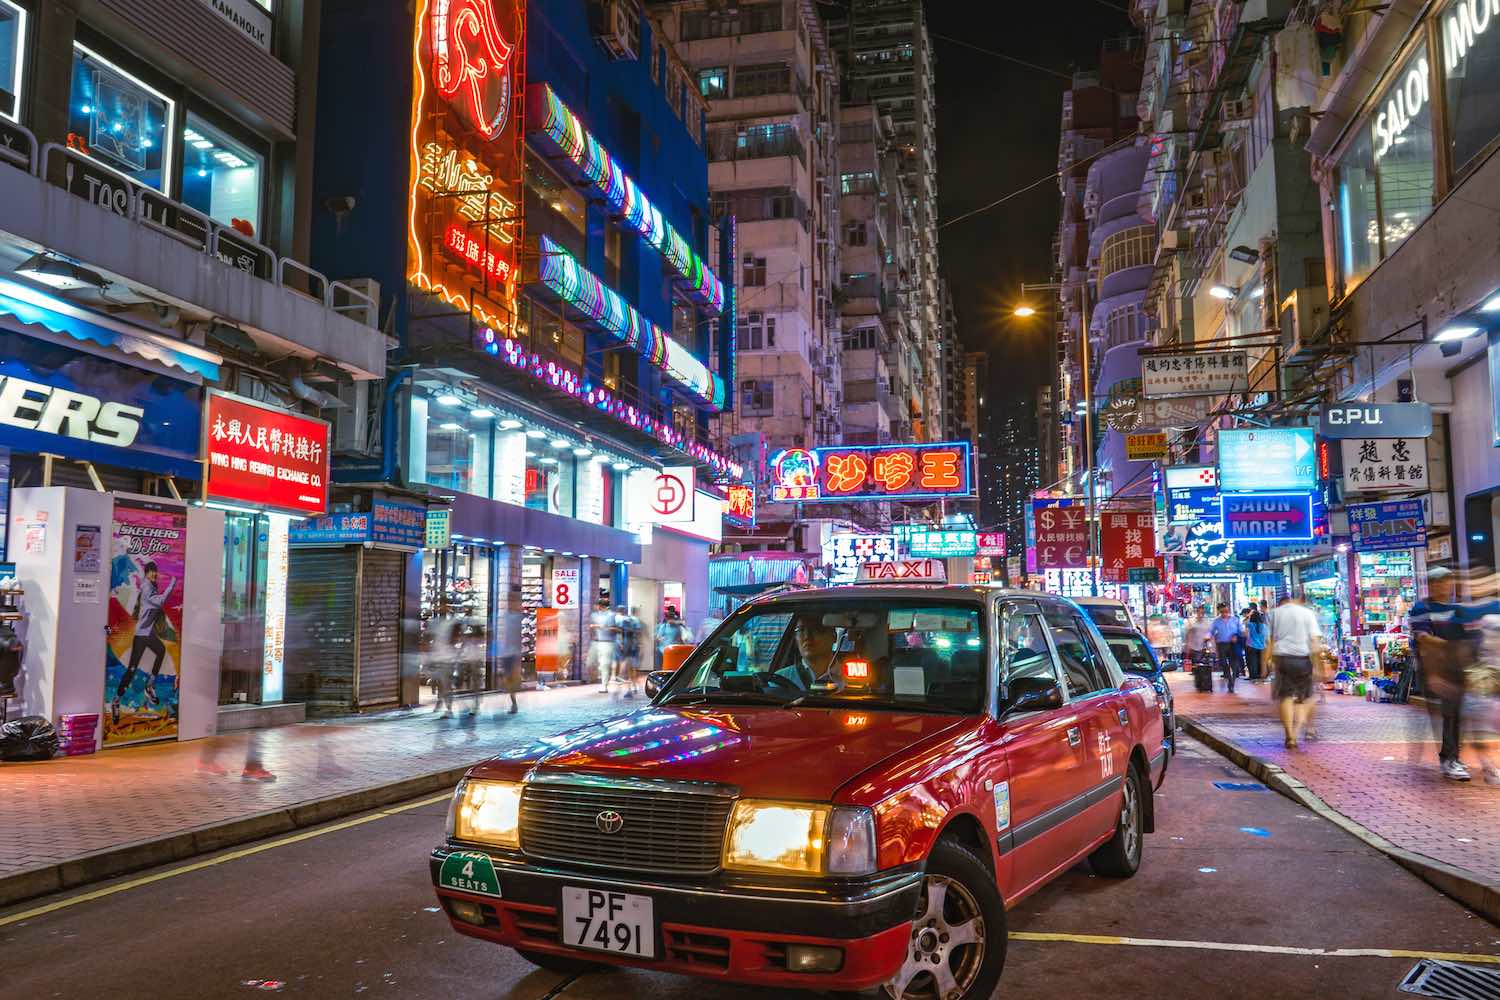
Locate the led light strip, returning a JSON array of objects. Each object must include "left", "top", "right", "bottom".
[
  {"left": 532, "top": 84, "right": 725, "bottom": 314},
  {"left": 538, "top": 236, "right": 726, "bottom": 411}
]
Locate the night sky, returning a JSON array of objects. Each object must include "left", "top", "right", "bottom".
[{"left": 929, "top": 2, "right": 1133, "bottom": 409}]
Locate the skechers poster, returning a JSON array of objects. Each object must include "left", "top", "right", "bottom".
[{"left": 103, "top": 498, "right": 187, "bottom": 747}]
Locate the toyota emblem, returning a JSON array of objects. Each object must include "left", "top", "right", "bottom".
[{"left": 595, "top": 809, "right": 624, "bottom": 835}]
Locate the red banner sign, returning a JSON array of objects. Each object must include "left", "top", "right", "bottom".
[
  {"left": 724, "top": 484, "right": 755, "bottom": 524},
  {"left": 977, "top": 532, "right": 1006, "bottom": 556},
  {"left": 1099, "top": 511, "right": 1162, "bottom": 583},
  {"left": 1034, "top": 502, "right": 1089, "bottom": 569},
  {"left": 204, "top": 392, "right": 331, "bottom": 516}
]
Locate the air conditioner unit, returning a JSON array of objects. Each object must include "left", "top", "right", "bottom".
[
  {"left": 1222, "top": 97, "right": 1253, "bottom": 124},
  {"left": 591, "top": 0, "right": 640, "bottom": 61},
  {"left": 1279, "top": 286, "right": 1330, "bottom": 363}
]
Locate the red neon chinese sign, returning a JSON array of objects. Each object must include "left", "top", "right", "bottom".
[
  {"left": 205, "top": 392, "right": 331, "bottom": 516},
  {"left": 1098, "top": 511, "right": 1162, "bottom": 583},
  {"left": 431, "top": 0, "right": 516, "bottom": 140},
  {"left": 444, "top": 223, "right": 515, "bottom": 288},
  {"left": 788, "top": 442, "right": 973, "bottom": 503},
  {"left": 724, "top": 484, "right": 756, "bottom": 523}
]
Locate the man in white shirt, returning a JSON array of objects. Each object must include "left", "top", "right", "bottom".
[
  {"left": 588, "top": 600, "right": 619, "bottom": 692},
  {"left": 1267, "top": 593, "right": 1324, "bottom": 749}
]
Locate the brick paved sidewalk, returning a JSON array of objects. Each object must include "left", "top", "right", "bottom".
[
  {"left": 1170, "top": 671, "right": 1500, "bottom": 887},
  {"left": 0, "top": 683, "right": 635, "bottom": 898}
]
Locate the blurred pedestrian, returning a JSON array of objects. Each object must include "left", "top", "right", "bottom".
[
  {"left": 1210, "top": 603, "right": 1245, "bottom": 693},
  {"left": 1467, "top": 604, "right": 1500, "bottom": 784},
  {"left": 1184, "top": 605, "right": 1213, "bottom": 692},
  {"left": 588, "top": 600, "right": 619, "bottom": 692},
  {"left": 1411, "top": 567, "right": 1473, "bottom": 781},
  {"left": 616, "top": 605, "right": 641, "bottom": 698},
  {"left": 1268, "top": 592, "right": 1323, "bottom": 749},
  {"left": 655, "top": 608, "right": 691, "bottom": 669},
  {"left": 1245, "top": 604, "right": 1268, "bottom": 682},
  {"left": 499, "top": 607, "right": 523, "bottom": 715}
]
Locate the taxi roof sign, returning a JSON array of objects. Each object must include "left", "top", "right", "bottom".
[{"left": 856, "top": 559, "right": 947, "bottom": 584}]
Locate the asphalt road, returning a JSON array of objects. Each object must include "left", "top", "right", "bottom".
[{"left": 3, "top": 736, "right": 1496, "bottom": 999}]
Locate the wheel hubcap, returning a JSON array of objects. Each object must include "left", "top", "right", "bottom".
[
  {"left": 1122, "top": 776, "right": 1141, "bottom": 863},
  {"left": 884, "top": 876, "right": 985, "bottom": 1000}
]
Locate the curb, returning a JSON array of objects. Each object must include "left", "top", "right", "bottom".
[
  {"left": 1180, "top": 714, "right": 1500, "bottom": 925},
  {"left": 0, "top": 763, "right": 474, "bottom": 909}
]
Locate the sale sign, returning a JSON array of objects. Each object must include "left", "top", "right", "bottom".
[
  {"left": 1098, "top": 511, "right": 1161, "bottom": 584},
  {"left": 204, "top": 392, "right": 330, "bottom": 516},
  {"left": 1034, "top": 501, "right": 1089, "bottom": 569},
  {"left": 551, "top": 567, "right": 579, "bottom": 608}
]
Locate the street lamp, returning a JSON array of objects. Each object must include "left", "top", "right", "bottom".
[{"left": 1016, "top": 280, "right": 1099, "bottom": 595}]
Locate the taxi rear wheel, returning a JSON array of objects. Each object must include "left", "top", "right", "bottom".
[
  {"left": 515, "top": 948, "right": 607, "bottom": 975},
  {"left": 883, "top": 838, "right": 1006, "bottom": 1000},
  {"left": 1088, "top": 762, "right": 1144, "bottom": 878}
]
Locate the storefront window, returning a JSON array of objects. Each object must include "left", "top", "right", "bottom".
[
  {"left": 1337, "top": 46, "right": 1436, "bottom": 289},
  {"left": 182, "top": 113, "right": 263, "bottom": 237},
  {"left": 418, "top": 544, "right": 491, "bottom": 703},
  {"left": 524, "top": 159, "right": 586, "bottom": 260},
  {"left": 0, "top": 1, "right": 25, "bottom": 122},
  {"left": 526, "top": 443, "right": 576, "bottom": 516},
  {"left": 1442, "top": 0, "right": 1500, "bottom": 174},
  {"left": 68, "top": 45, "right": 175, "bottom": 193},
  {"left": 526, "top": 299, "right": 585, "bottom": 367},
  {"left": 1356, "top": 549, "right": 1415, "bottom": 632},
  {"left": 409, "top": 393, "right": 495, "bottom": 498}
]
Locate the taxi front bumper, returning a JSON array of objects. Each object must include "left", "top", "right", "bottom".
[{"left": 429, "top": 846, "right": 922, "bottom": 990}]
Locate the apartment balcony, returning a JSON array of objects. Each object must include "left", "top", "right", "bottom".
[
  {"left": 707, "top": 125, "right": 807, "bottom": 165},
  {"left": 0, "top": 132, "right": 386, "bottom": 379}
]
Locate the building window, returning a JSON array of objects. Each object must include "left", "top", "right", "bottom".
[
  {"left": 68, "top": 44, "right": 176, "bottom": 194},
  {"left": 735, "top": 63, "right": 792, "bottom": 99},
  {"left": 742, "top": 254, "right": 767, "bottom": 286},
  {"left": 738, "top": 311, "right": 775, "bottom": 350},
  {"left": 681, "top": 3, "right": 782, "bottom": 41},
  {"left": 842, "top": 328, "right": 877, "bottom": 351},
  {"left": 713, "top": 187, "right": 808, "bottom": 228},
  {"left": 0, "top": 1, "right": 25, "bottom": 123},
  {"left": 844, "top": 220, "right": 868, "bottom": 246},
  {"left": 698, "top": 66, "right": 727, "bottom": 99},
  {"left": 741, "top": 378, "right": 774, "bottom": 414},
  {"left": 181, "top": 113, "right": 263, "bottom": 236},
  {"left": 840, "top": 171, "right": 877, "bottom": 195},
  {"left": 1441, "top": 0, "right": 1500, "bottom": 175},
  {"left": 525, "top": 158, "right": 587, "bottom": 261}
]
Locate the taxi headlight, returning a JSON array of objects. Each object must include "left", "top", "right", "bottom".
[
  {"left": 446, "top": 778, "right": 522, "bottom": 848},
  {"left": 723, "top": 801, "right": 876, "bottom": 876}
]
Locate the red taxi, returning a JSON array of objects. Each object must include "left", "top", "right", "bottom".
[{"left": 430, "top": 560, "right": 1169, "bottom": 998}]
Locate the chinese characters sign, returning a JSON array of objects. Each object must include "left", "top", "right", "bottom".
[
  {"left": 204, "top": 392, "right": 330, "bottom": 516},
  {"left": 977, "top": 532, "right": 1006, "bottom": 557},
  {"left": 1349, "top": 499, "right": 1426, "bottom": 552},
  {"left": 907, "top": 529, "right": 978, "bottom": 558},
  {"left": 409, "top": 0, "right": 525, "bottom": 335},
  {"left": 1164, "top": 465, "right": 1220, "bottom": 525},
  {"left": 1141, "top": 350, "right": 1248, "bottom": 398},
  {"left": 1099, "top": 512, "right": 1160, "bottom": 583},
  {"left": 1125, "top": 432, "right": 1168, "bottom": 462},
  {"left": 823, "top": 533, "right": 898, "bottom": 584},
  {"left": 724, "top": 484, "right": 756, "bottom": 525},
  {"left": 1034, "top": 501, "right": 1089, "bottom": 569},
  {"left": 1340, "top": 438, "right": 1428, "bottom": 492},
  {"left": 772, "top": 442, "right": 973, "bottom": 503}
]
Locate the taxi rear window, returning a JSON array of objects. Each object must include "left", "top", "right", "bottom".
[{"left": 663, "top": 600, "right": 987, "bottom": 713}]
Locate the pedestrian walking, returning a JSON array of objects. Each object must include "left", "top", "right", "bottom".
[
  {"left": 1209, "top": 603, "right": 1245, "bottom": 693},
  {"left": 655, "top": 608, "right": 691, "bottom": 669},
  {"left": 588, "top": 600, "right": 620, "bottom": 691},
  {"left": 1411, "top": 567, "right": 1475, "bottom": 781},
  {"left": 498, "top": 607, "right": 523, "bottom": 715},
  {"left": 1245, "top": 605, "right": 1268, "bottom": 682},
  {"left": 432, "top": 614, "right": 461, "bottom": 719},
  {"left": 616, "top": 605, "right": 641, "bottom": 698},
  {"left": 1184, "top": 605, "right": 1213, "bottom": 692},
  {"left": 1267, "top": 592, "right": 1323, "bottom": 749},
  {"left": 1467, "top": 607, "right": 1500, "bottom": 784}
]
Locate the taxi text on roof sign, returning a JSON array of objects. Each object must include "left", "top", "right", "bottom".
[{"left": 856, "top": 559, "right": 947, "bottom": 583}]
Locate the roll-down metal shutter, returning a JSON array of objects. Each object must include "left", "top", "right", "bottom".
[
  {"left": 286, "top": 547, "right": 357, "bottom": 713},
  {"left": 355, "top": 548, "right": 405, "bottom": 709}
]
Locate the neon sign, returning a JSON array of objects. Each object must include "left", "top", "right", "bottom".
[
  {"left": 771, "top": 448, "right": 820, "bottom": 501},
  {"left": 419, "top": 142, "right": 517, "bottom": 244},
  {"left": 537, "top": 236, "right": 725, "bottom": 410},
  {"left": 529, "top": 84, "right": 724, "bottom": 314},
  {"left": 431, "top": 0, "right": 515, "bottom": 140},
  {"left": 809, "top": 442, "right": 973, "bottom": 502},
  {"left": 724, "top": 484, "right": 755, "bottom": 524},
  {"left": 444, "top": 223, "right": 514, "bottom": 288}
]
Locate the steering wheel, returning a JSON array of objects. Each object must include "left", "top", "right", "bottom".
[{"left": 758, "top": 671, "right": 805, "bottom": 693}]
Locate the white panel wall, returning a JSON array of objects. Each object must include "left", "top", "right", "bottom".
[{"left": 180, "top": 506, "right": 226, "bottom": 740}]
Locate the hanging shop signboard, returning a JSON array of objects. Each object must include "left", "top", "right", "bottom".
[
  {"left": 1349, "top": 499, "right": 1427, "bottom": 552},
  {"left": 1318, "top": 402, "right": 1432, "bottom": 439},
  {"left": 724, "top": 483, "right": 756, "bottom": 526},
  {"left": 772, "top": 442, "right": 973, "bottom": 503},
  {"left": 1141, "top": 349, "right": 1248, "bottom": 398},
  {"left": 1127, "top": 566, "right": 1162, "bottom": 583},
  {"left": 824, "top": 533, "right": 899, "bottom": 584},
  {"left": 1164, "top": 465, "right": 1220, "bottom": 525},
  {"left": 1171, "top": 519, "right": 1256, "bottom": 576},
  {"left": 1099, "top": 511, "right": 1161, "bottom": 583},
  {"left": 1034, "top": 500, "right": 1089, "bottom": 569},
  {"left": 425, "top": 508, "right": 451, "bottom": 549},
  {"left": 1340, "top": 437, "right": 1428, "bottom": 492},
  {"left": 625, "top": 467, "right": 697, "bottom": 524},
  {"left": 204, "top": 391, "right": 331, "bottom": 516},
  {"left": 907, "top": 528, "right": 978, "bottom": 558},
  {"left": 195, "top": 0, "right": 272, "bottom": 50},
  {"left": 1218, "top": 427, "right": 1317, "bottom": 492},
  {"left": 1220, "top": 492, "right": 1315, "bottom": 542},
  {"left": 976, "top": 532, "right": 1006, "bottom": 557},
  {"left": 290, "top": 500, "right": 427, "bottom": 549},
  {"left": 1125, "top": 432, "right": 1169, "bottom": 462}
]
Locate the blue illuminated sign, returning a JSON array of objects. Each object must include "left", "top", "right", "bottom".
[
  {"left": 1349, "top": 499, "right": 1426, "bottom": 553},
  {"left": 1218, "top": 428, "right": 1316, "bottom": 492},
  {"left": 1221, "top": 492, "right": 1315, "bottom": 542}
]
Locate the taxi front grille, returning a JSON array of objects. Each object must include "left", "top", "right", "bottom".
[{"left": 519, "top": 779, "right": 735, "bottom": 875}]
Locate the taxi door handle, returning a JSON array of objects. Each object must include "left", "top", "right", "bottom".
[
  {"left": 1066, "top": 727, "right": 1081, "bottom": 747},
  {"left": 1117, "top": 708, "right": 1130, "bottom": 726}
]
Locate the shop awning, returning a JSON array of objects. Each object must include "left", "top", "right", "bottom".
[{"left": 0, "top": 277, "right": 222, "bottom": 382}]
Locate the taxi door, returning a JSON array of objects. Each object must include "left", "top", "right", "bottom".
[{"left": 993, "top": 602, "right": 1091, "bottom": 899}]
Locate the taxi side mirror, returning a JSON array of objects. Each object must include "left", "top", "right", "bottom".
[
  {"left": 1002, "top": 675, "right": 1065, "bottom": 716},
  {"left": 645, "top": 670, "right": 674, "bottom": 698}
]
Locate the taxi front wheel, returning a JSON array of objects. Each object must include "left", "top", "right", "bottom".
[{"left": 882, "top": 838, "right": 1006, "bottom": 1000}]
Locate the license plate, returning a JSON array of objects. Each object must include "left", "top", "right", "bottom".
[{"left": 561, "top": 887, "right": 655, "bottom": 958}]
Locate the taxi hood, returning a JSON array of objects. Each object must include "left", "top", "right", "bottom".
[{"left": 469, "top": 703, "right": 974, "bottom": 801}]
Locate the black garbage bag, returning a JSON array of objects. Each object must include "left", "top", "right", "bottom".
[{"left": 0, "top": 715, "right": 58, "bottom": 762}]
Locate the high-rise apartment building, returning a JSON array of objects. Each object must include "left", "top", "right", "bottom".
[{"left": 827, "top": 0, "right": 946, "bottom": 442}]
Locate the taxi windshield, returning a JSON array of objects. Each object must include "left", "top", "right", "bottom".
[{"left": 661, "top": 599, "right": 987, "bottom": 714}]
